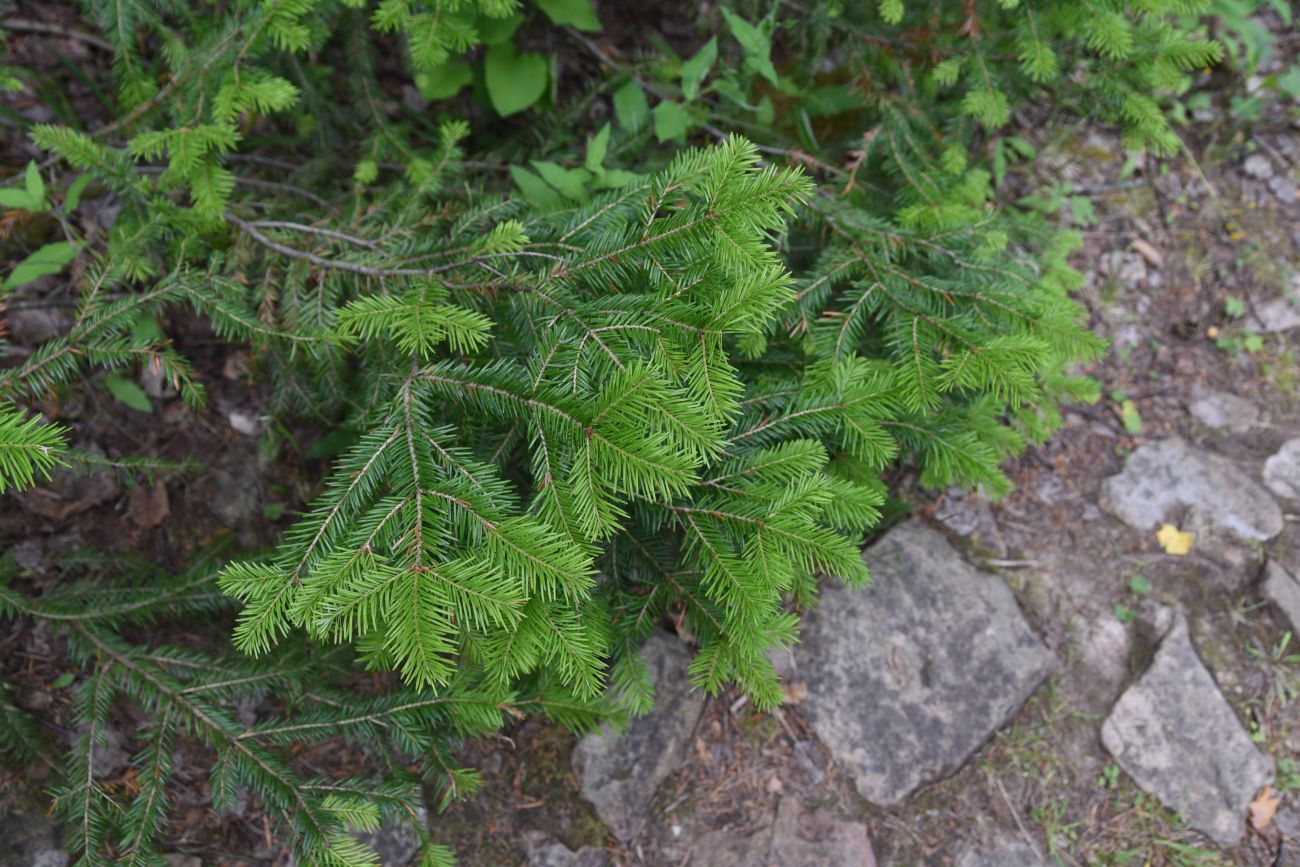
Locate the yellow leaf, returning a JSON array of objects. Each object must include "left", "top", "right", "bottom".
[
  {"left": 1250, "top": 785, "right": 1281, "bottom": 831},
  {"left": 1156, "top": 523, "right": 1193, "bottom": 555}
]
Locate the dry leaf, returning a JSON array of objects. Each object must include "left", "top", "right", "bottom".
[
  {"left": 1156, "top": 523, "right": 1194, "bottom": 555},
  {"left": 1131, "top": 238, "right": 1164, "bottom": 269},
  {"left": 781, "top": 680, "right": 809, "bottom": 705},
  {"left": 128, "top": 481, "right": 171, "bottom": 529},
  {"left": 1250, "top": 785, "right": 1280, "bottom": 831}
]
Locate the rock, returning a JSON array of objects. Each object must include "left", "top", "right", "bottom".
[
  {"left": 934, "top": 489, "right": 1006, "bottom": 555},
  {"left": 956, "top": 837, "right": 1046, "bottom": 867},
  {"left": 768, "top": 797, "right": 876, "bottom": 867},
  {"left": 1189, "top": 392, "right": 1259, "bottom": 432},
  {"left": 0, "top": 807, "right": 69, "bottom": 867},
  {"left": 1244, "top": 153, "right": 1274, "bottom": 180},
  {"left": 355, "top": 809, "right": 426, "bottom": 866},
  {"left": 689, "top": 827, "right": 768, "bottom": 866},
  {"left": 572, "top": 633, "right": 707, "bottom": 842},
  {"left": 1101, "top": 616, "right": 1273, "bottom": 846},
  {"left": 1076, "top": 614, "right": 1131, "bottom": 692},
  {"left": 1098, "top": 438, "right": 1283, "bottom": 543},
  {"left": 1264, "top": 439, "right": 1300, "bottom": 500},
  {"left": 794, "top": 523, "right": 1054, "bottom": 806},
  {"left": 1275, "top": 803, "right": 1300, "bottom": 840},
  {"left": 685, "top": 798, "right": 874, "bottom": 867},
  {"left": 935, "top": 489, "right": 981, "bottom": 536},
  {"left": 521, "top": 832, "right": 609, "bottom": 867},
  {"left": 1269, "top": 175, "right": 1297, "bottom": 205},
  {"left": 1263, "top": 561, "right": 1300, "bottom": 634},
  {"left": 1255, "top": 275, "right": 1300, "bottom": 333}
]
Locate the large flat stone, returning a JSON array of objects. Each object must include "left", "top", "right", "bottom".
[
  {"left": 572, "top": 633, "right": 706, "bottom": 843},
  {"left": 685, "top": 797, "right": 875, "bottom": 867},
  {"left": 1189, "top": 392, "right": 1259, "bottom": 432},
  {"left": 956, "top": 837, "right": 1045, "bottom": 867},
  {"left": 768, "top": 796, "right": 876, "bottom": 867},
  {"left": 1098, "top": 438, "right": 1283, "bottom": 542},
  {"left": 521, "top": 831, "right": 610, "bottom": 867},
  {"left": 1101, "top": 617, "right": 1273, "bottom": 846},
  {"left": 794, "top": 523, "right": 1054, "bottom": 806}
]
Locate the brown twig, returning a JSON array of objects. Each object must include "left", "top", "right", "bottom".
[{"left": 2, "top": 18, "right": 113, "bottom": 52}]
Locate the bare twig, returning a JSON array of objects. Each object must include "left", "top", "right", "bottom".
[
  {"left": 226, "top": 213, "right": 564, "bottom": 279},
  {"left": 230, "top": 177, "right": 341, "bottom": 215},
  {"left": 243, "top": 219, "right": 378, "bottom": 249},
  {"left": 2, "top": 18, "right": 113, "bottom": 52}
]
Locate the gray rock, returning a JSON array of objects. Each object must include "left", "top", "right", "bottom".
[
  {"left": 956, "top": 837, "right": 1045, "bottom": 867},
  {"left": 1098, "top": 438, "right": 1283, "bottom": 542},
  {"left": 1101, "top": 616, "right": 1273, "bottom": 846},
  {"left": 521, "top": 831, "right": 609, "bottom": 867},
  {"left": 794, "top": 523, "right": 1054, "bottom": 806},
  {"left": 768, "top": 796, "right": 876, "bottom": 867},
  {"left": 1263, "top": 561, "right": 1300, "bottom": 634},
  {"left": 934, "top": 489, "right": 1005, "bottom": 555},
  {"left": 572, "top": 633, "right": 706, "bottom": 842},
  {"left": 684, "top": 798, "right": 875, "bottom": 867},
  {"left": 1244, "top": 153, "right": 1274, "bottom": 179},
  {"left": 1256, "top": 275, "right": 1300, "bottom": 333},
  {"left": 1189, "top": 392, "right": 1259, "bottom": 432},
  {"left": 1264, "top": 439, "right": 1300, "bottom": 500},
  {"left": 0, "top": 808, "right": 69, "bottom": 867},
  {"left": 1269, "top": 174, "right": 1297, "bottom": 205},
  {"left": 688, "top": 827, "right": 768, "bottom": 866},
  {"left": 1276, "top": 803, "right": 1300, "bottom": 840},
  {"left": 1076, "top": 614, "right": 1131, "bottom": 692},
  {"left": 934, "top": 490, "right": 981, "bottom": 536},
  {"left": 355, "top": 809, "right": 426, "bottom": 866}
]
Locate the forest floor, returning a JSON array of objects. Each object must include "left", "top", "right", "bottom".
[{"left": 3, "top": 5, "right": 1300, "bottom": 867}]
